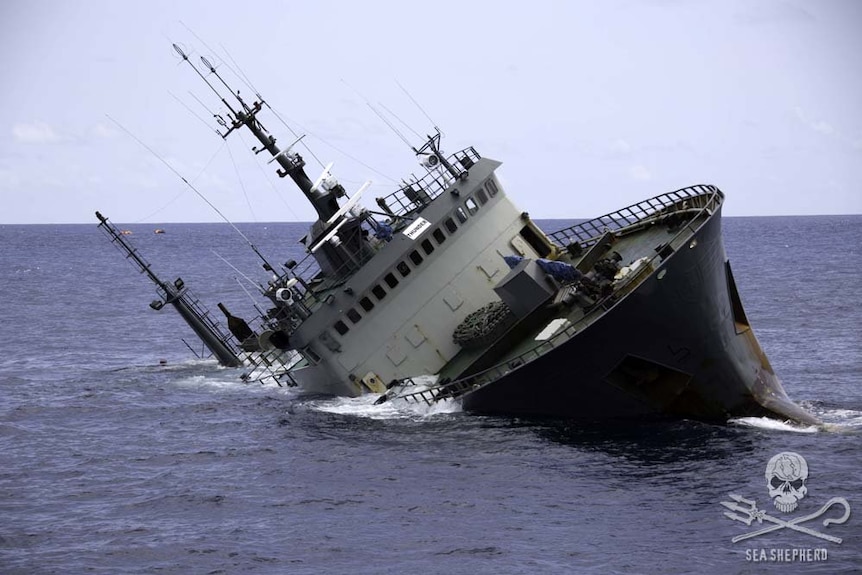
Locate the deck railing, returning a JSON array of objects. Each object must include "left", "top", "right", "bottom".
[
  {"left": 548, "top": 184, "right": 720, "bottom": 248},
  {"left": 375, "top": 147, "right": 481, "bottom": 217}
]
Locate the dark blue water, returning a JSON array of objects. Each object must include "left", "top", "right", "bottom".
[{"left": 1, "top": 216, "right": 860, "bottom": 574}]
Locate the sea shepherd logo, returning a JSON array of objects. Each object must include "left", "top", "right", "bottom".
[{"left": 722, "top": 452, "right": 851, "bottom": 563}]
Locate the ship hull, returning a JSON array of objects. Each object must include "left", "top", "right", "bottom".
[{"left": 461, "top": 206, "right": 817, "bottom": 425}]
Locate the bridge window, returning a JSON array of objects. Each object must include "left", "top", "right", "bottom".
[
  {"left": 476, "top": 189, "right": 488, "bottom": 205},
  {"left": 303, "top": 346, "right": 321, "bottom": 364},
  {"left": 485, "top": 179, "right": 498, "bottom": 197},
  {"left": 409, "top": 250, "right": 423, "bottom": 265},
  {"left": 334, "top": 320, "right": 349, "bottom": 336},
  {"left": 455, "top": 206, "right": 468, "bottom": 223},
  {"left": 360, "top": 296, "right": 374, "bottom": 312},
  {"left": 396, "top": 261, "right": 411, "bottom": 277},
  {"left": 346, "top": 308, "right": 361, "bottom": 324},
  {"left": 372, "top": 284, "right": 387, "bottom": 300},
  {"left": 421, "top": 238, "right": 435, "bottom": 255},
  {"left": 384, "top": 273, "right": 399, "bottom": 288},
  {"left": 433, "top": 228, "right": 446, "bottom": 244},
  {"left": 465, "top": 197, "right": 479, "bottom": 214},
  {"left": 445, "top": 217, "right": 458, "bottom": 234}
]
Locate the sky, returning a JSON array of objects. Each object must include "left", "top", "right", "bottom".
[{"left": 1, "top": 0, "right": 860, "bottom": 224}]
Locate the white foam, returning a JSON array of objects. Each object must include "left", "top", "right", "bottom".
[
  {"left": 172, "top": 370, "right": 300, "bottom": 398},
  {"left": 729, "top": 417, "right": 819, "bottom": 433},
  {"left": 811, "top": 408, "right": 862, "bottom": 433},
  {"left": 818, "top": 408, "right": 862, "bottom": 423},
  {"left": 310, "top": 392, "right": 462, "bottom": 420}
]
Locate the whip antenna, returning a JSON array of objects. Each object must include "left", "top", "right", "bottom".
[{"left": 397, "top": 80, "right": 441, "bottom": 135}]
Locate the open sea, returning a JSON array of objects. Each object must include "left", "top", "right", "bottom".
[{"left": 1, "top": 215, "right": 860, "bottom": 574}]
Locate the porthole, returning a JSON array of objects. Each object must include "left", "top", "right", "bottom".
[{"left": 334, "top": 320, "right": 349, "bottom": 335}]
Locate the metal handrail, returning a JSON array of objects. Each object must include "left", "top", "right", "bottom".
[
  {"left": 548, "top": 184, "right": 719, "bottom": 247},
  {"left": 376, "top": 147, "right": 481, "bottom": 217}
]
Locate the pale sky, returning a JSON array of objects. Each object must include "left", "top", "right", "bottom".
[{"left": 1, "top": 0, "right": 860, "bottom": 224}]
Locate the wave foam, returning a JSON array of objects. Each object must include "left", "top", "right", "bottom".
[
  {"left": 309, "top": 393, "right": 462, "bottom": 420},
  {"left": 729, "top": 417, "right": 819, "bottom": 433}
]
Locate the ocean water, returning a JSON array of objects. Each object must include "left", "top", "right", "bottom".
[{"left": 1, "top": 215, "right": 860, "bottom": 574}]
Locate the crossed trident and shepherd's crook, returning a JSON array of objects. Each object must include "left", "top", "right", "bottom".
[{"left": 722, "top": 494, "right": 851, "bottom": 543}]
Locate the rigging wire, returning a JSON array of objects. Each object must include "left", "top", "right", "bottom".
[
  {"left": 224, "top": 137, "right": 258, "bottom": 222},
  {"left": 212, "top": 250, "right": 265, "bottom": 293},
  {"left": 341, "top": 78, "right": 414, "bottom": 150},
  {"left": 168, "top": 90, "right": 216, "bottom": 134},
  {"left": 219, "top": 43, "right": 263, "bottom": 104},
  {"left": 268, "top": 106, "right": 400, "bottom": 184},
  {"left": 133, "top": 139, "right": 227, "bottom": 223},
  {"left": 378, "top": 101, "right": 423, "bottom": 141},
  {"left": 367, "top": 102, "right": 413, "bottom": 149},
  {"left": 234, "top": 276, "right": 267, "bottom": 317},
  {"left": 397, "top": 79, "right": 441, "bottom": 135},
  {"left": 188, "top": 90, "right": 219, "bottom": 119},
  {"left": 236, "top": 130, "right": 303, "bottom": 222},
  {"left": 262, "top": 105, "right": 326, "bottom": 170},
  {"left": 106, "top": 113, "right": 276, "bottom": 271}
]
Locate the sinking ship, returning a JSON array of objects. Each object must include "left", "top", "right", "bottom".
[{"left": 97, "top": 45, "right": 818, "bottom": 426}]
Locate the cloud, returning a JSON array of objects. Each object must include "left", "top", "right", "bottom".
[
  {"left": 609, "top": 138, "right": 632, "bottom": 155},
  {"left": 791, "top": 107, "right": 862, "bottom": 150},
  {"left": 630, "top": 164, "right": 652, "bottom": 181},
  {"left": 12, "top": 122, "right": 63, "bottom": 144},
  {"left": 92, "top": 123, "right": 118, "bottom": 139}
]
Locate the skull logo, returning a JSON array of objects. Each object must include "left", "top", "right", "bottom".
[{"left": 765, "top": 452, "right": 808, "bottom": 513}]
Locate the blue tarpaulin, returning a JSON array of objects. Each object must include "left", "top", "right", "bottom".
[{"left": 502, "top": 254, "right": 582, "bottom": 283}]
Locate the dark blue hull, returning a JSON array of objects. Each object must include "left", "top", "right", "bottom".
[{"left": 461, "top": 206, "right": 817, "bottom": 425}]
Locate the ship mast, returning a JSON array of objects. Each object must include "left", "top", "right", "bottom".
[
  {"left": 172, "top": 44, "right": 341, "bottom": 222},
  {"left": 95, "top": 211, "right": 243, "bottom": 368}
]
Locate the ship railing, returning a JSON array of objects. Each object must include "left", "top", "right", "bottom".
[
  {"left": 240, "top": 348, "right": 301, "bottom": 387},
  {"left": 394, "top": 185, "right": 724, "bottom": 406},
  {"left": 548, "top": 184, "right": 721, "bottom": 249},
  {"left": 154, "top": 282, "right": 243, "bottom": 357},
  {"left": 374, "top": 147, "right": 481, "bottom": 218}
]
